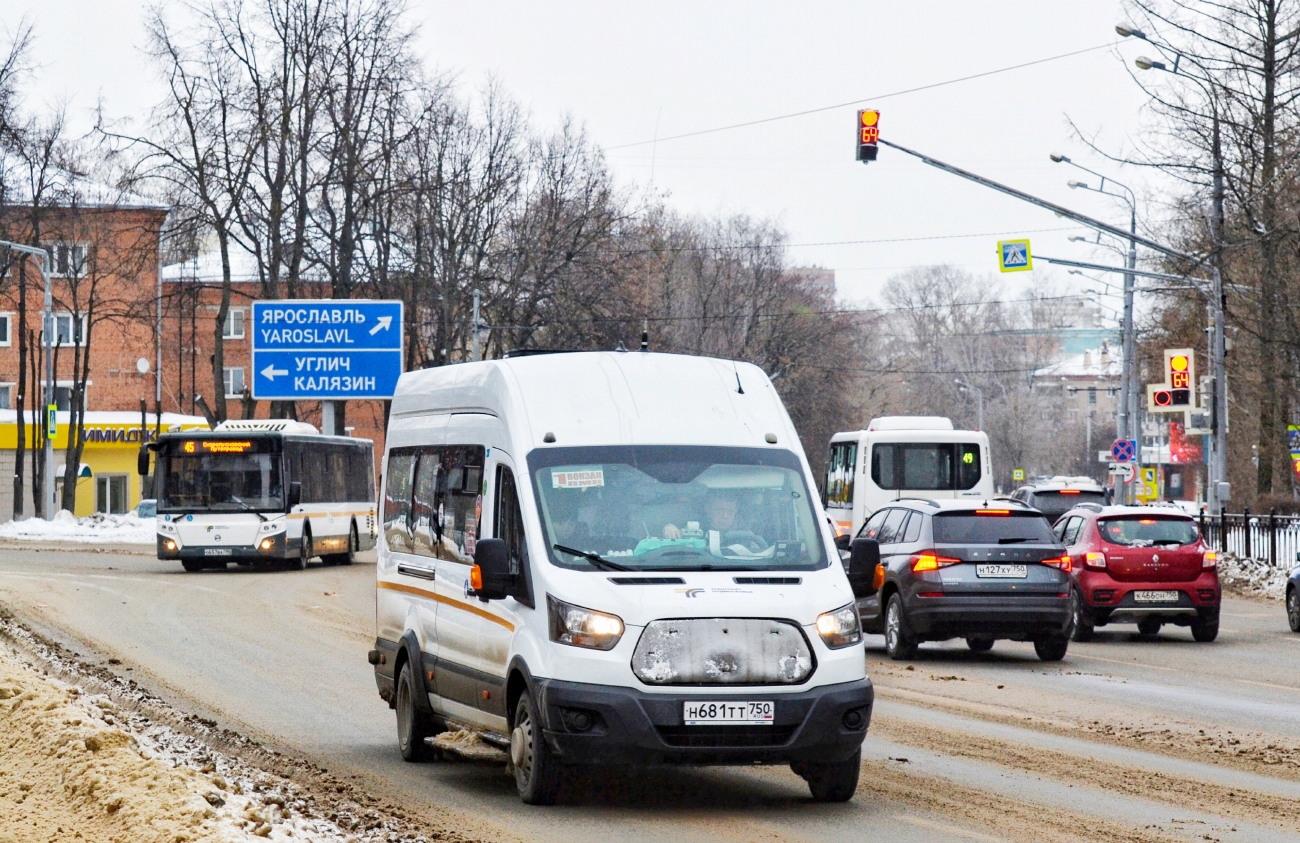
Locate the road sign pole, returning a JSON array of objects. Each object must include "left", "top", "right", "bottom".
[{"left": 322, "top": 401, "right": 336, "bottom": 436}]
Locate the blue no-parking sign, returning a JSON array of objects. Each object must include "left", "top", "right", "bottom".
[
  {"left": 250, "top": 300, "right": 404, "bottom": 400},
  {"left": 1111, "top": 438, "right": 1137, "bottom": 463}
]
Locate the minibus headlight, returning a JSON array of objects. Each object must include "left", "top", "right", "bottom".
[
  {"left": 548, "top": 596, "right": 624, "bottom": 651},
  {"left": 816, "top": 604, "right": 861, "bottom": 649}
]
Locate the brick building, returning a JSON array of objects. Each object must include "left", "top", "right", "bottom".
[{"left": 1, "top": 168, "right": 387, "bottom": 518}]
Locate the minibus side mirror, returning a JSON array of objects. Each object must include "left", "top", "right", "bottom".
[
  {"left": 847, "top": 538, "right": 881, "bottom": 599},
  {"left": 834, "top": 533, "right": 851, "bottom": 552},
  {"left": 137, "top": 446, "right": 151, "bottom": 477},
  {"left": 288, "top": 481, "right": 302, "bottom": 509},
  {"left": 472, "top": 538, "right": 512, "bottom": 601}
]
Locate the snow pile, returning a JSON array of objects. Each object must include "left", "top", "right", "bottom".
[
  {"left": 1218, "top": 552, "right": 1291, "bottom": 601},
  {"left": 0, "top": 647, "right": 255, "bottom": 842},
  {"left": 0, "top": 510, "right": 153, "bottom": 544}
]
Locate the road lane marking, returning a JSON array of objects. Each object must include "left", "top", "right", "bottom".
[
  {"left": 899, "top": 814, "right": 1006, "bottom": 843},
  {"left": 1233, "top": 677, "right": 1300, "bottom": 693},
  {"left": 1069, "top": 652, "right": 1179, "bottom": 672}
]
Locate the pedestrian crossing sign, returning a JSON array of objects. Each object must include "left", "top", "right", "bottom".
[{"left": 998, "top": 239, "right": 1032, "bottom": 272}]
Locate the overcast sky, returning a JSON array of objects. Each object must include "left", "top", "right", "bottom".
[{"left": 17, "top": 0, "right": 1169, "bottom": 316}]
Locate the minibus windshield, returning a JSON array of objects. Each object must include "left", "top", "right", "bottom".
[{"left": 529, "top": 446, "right": 829, "bottom": 572}]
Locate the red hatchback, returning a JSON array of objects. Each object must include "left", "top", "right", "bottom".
[{"left": 1054, "top": 505, "right": 1220, "bottom": 642}]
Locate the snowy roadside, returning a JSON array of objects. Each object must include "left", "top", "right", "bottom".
[
  {"left": 1217, "top": 552, "right": 1291, "bottom": 602},
  {"left": 0, "top": 608, "right": 470, "bottom": 843},
  {"left": 0, "top": 510, "right": 154, "bottom": 544}
]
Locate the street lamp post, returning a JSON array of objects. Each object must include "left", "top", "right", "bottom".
[
  {"left": 1, "top": 241, "right": 56, "bottom": 520},
  {"left": 955, "top": 379, "right": 984, "bottom": 430},
  {"left": 1052, "top": 155, "right": 1140, "bottom": 502},
  {"left": 1121, "top": 22, "right": 1231, "bottom": 509}
]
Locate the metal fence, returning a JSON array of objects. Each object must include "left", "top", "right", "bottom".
[{"left": 1199, "top": 509, "right": 1300, "bottom": 566}]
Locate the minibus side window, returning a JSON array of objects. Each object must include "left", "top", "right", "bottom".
[
  {"left": 495, "top": 465, "right": 534, "bottom": 608},
  {"left": 383, "top": 450, "right": 417, "bottom": 552},
  {"left": 411, "top": 448, "right": 441, "bottom": 558},
  {"left": 438, "top": 445, "right": 486, "bottom": 562}
]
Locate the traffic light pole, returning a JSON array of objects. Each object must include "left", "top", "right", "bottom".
[{"left": 875, "top": 138, "right": 1227, "bottom": 508}]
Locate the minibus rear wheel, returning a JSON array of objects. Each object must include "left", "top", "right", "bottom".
[{"left": 511, "top": 689, "right": 560, "bottom": 805}]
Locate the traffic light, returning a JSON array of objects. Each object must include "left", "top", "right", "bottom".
[
  {"left": 857, "top": 110, "right": 880, "bottom": 163},
  {"left": 1146, "top": 347, "right": 1196, "bottom": 413}
]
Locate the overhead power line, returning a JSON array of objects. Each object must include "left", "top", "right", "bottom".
[{"left": 608, "top": 42, "right": 1115, "bottom": 150}]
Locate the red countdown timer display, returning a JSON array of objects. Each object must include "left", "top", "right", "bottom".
[{"left": 857, "top": 110, "right": 880, "bottom": 162}]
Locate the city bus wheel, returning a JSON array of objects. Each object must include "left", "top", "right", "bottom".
[{"left": 293, "top": 531, "right": 312, "bottom": 571}]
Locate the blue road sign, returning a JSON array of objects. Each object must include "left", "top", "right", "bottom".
[
  {"left": 251, "top": 300, "right": 403, "bottom": 400},
  {"left": 998, "top": 239, "right": 1032, "bottom": 272},
  {"left": 1111, "top": 438, "right": 1137, "bottom": 463}
]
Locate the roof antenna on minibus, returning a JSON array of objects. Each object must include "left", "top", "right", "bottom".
[
  {"left": 640, "top": 320, "right": 649, "bottom": 352},
  {"left": 733, "top": 362, "right": 745, "bottom": 394},
  {"left": 615, "top": 340, "right": 628, "bottom": 352}
]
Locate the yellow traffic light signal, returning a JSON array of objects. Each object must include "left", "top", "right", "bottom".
[{"left": 857, "top": 110, "right": 880, "bottom": 163}]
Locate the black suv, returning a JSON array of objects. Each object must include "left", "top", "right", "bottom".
[
  {"left": 1009, "top": 477, "right": 1107, "bottom": 525},
  {"left": 847, "top": 499, "right": 1073, "bottom": 661}
]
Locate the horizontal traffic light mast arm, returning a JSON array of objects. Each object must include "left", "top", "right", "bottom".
[
  {"left": 877, "top": 139, "right": 1194, "bottom": 263},
  {"left": 1036, "top": 255, "right": 1209, "bottom": 285}
]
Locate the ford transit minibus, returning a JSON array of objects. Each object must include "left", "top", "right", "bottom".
[{"left": 369, "top": 351, "right": 875, "bottom": 804}]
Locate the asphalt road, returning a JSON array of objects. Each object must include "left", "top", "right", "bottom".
[{"left": 2, "top": 542, "right": 1299, "bottom": 843}]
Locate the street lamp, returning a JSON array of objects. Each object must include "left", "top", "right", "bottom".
[
  {"left": 0, "top": 241, "right": 56, "bottom": 520},
  {"left": 1052, "top": 153, "right": 1141, "bottom": 502},
  {"left": 1124, "top": 22, "right": 1231, "bottom": 510},
  {"left": 954, "top": 378, "right": 984, "bottom": 430}
]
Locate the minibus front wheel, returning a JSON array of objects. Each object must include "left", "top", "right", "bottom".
[{"left": 511, "top": 689, "right": 561, "bottom": 805}]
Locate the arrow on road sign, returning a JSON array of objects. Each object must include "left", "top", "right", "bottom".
[
  {"left": 369, "top": 315, "right": 393, "bottom": 336},
  {"left": 261, "top": 364, "right": 289, "bottom": 381},
  {"left": 1109, "top": 462, "right": 1135, "bottom": 482}
]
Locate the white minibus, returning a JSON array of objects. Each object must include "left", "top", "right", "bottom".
[
  {"left": 369, "top": 351, "right": 875, "bottom": 804},
  {"left": 824, "top": 416, "right": 994, "bottom": 537},
  {"left": 144, "top": 419, "right": 377, "bottom": 570}
]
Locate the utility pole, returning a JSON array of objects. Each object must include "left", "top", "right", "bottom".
[
  {"left": 1208, "top": 114, "right": 1229, "bottom": 510},
  {"left": 2, "top": 242, "right": 56, "bottom": 520},
  {"left": 471, "top": 289, "right": 481, "bottom": 362}
]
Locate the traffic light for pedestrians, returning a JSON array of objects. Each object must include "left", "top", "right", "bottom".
[
  {"left": 1147, "top": 348, "right": 1196, "bottom": 413},
  {"left": 857, "top": 110, "right": 880, "bottom": 163}
]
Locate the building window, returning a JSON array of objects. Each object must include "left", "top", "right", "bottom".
[
  {"left": 42, "top": 243, "right": 89, "bottom": 277},
  {"left": 49, "top": 312, "right": 88, "bottom": 347},
  {"left": 223, "top": 367, "right": 246, "bottom": 398},
  {"left": 96, "top": 475, "right": 128, "bottom": 515},
  {"left": 0, "top": 313, "right": 11, "bottom": 346},
  {"left": 0, "top": 383, "right": 12, "bottom": 410},
  {"left": 223, "top": 308, "right": 246, "bottom": 340},
  {"left": 40, "top": 382, "right": 88, "bottom": 413}
]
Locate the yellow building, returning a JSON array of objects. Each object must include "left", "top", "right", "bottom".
[{"left": 0, "top": 411, "right": 209, "bottom": 519}]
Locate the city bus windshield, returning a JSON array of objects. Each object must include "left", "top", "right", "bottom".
[
  {"left": 528, "top": 445, "right": 828, "bottom": 572},
  {"left": 159, "top": 440, "right": 283, "bottom": 512}
]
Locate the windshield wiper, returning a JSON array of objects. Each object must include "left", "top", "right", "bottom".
[
  {"left": 230, "top": 496, "right": 268, "bottom": 522},
  {"left": 553, "top": 544, "right": 633, "bottom": 572}
]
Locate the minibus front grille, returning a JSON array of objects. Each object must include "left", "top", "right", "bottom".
[
  {"left": 631, "top": 618, "right": 814, "bottom": 686},
  {"left": 656, "top": 725, "right": 797, "bottom": 748},
  {"left": 733, "top": 577, "right": 801, "bottom": 585}
]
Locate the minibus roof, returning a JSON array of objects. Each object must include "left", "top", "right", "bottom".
[{"left": 391, "top": 351, "right": 795, "bottom": 450}]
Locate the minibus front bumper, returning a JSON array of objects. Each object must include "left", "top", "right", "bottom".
[{"left": 533, "top": 677, "right": 873, "bottom": 766}]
